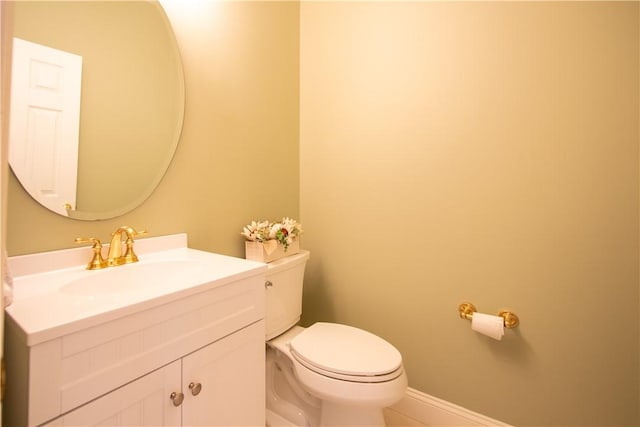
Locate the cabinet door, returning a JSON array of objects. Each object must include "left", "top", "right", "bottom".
[
  {"left": 182, "top": 321, "right": 265, "bottom": 426},
  {"left": 44, "top": 361, "right": 182, "bottom": 427}
]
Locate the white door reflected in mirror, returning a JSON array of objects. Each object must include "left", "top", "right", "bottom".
[{"left": 9, "top": 37, "right": 82, "bottom": 216}]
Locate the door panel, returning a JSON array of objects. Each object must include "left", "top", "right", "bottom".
[
  {"left": 9, "top": 37, "right": 82, "bottom": 215},
  {"left": 182, "top": 321, "right": 265, "bottom": 427},
  {"left": 44, "top": 361, "right": 181, "bottom": 427}
]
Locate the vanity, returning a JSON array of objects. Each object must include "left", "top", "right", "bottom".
[{"left": 4, "top": 234, "right": 267, "bottom": 427}]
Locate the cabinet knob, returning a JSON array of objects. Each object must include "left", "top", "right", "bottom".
[
  {"left": 189, "top": 382, "right": 203, "bottom": 396},
  {"left": 265, "top": 280, "right": 273, "bottom": 288},
  {"left": 170, "top": 391, "right": 184, "bottom": 406}
]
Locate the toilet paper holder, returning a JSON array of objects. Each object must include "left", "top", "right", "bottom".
[{"left": 458, "top": 302, "right": 519, "bottom": 329}]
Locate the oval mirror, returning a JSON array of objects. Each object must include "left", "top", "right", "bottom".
[{"left": 8, "top": 0, "right": 184, "bottom": 220}]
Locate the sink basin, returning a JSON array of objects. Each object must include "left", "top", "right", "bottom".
[{"left": 60, "top": 260, "right": 205, "bottom": 296}]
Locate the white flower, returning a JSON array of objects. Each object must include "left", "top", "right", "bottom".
[
  {"left": 240, "top": 220, "right": 270, "bottom": 242},
  {"left": 241, "top": 217, "right": 302, "bottom": 251},
  {"left": 269, "top": 222, "right": 283, "bottom": 239}
]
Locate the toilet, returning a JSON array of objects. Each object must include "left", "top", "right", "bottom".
[{"left": 265, "top": 250, "right": 407, "bottom": 427}]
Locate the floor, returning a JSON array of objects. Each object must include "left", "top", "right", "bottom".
[
  {"left": 383, "top": 408, "right": 427, "bottom": 426},
  {"left": 267, "top": 408, "right": 426, "bottom": 427}
]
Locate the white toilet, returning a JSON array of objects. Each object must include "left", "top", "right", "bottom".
[{"left": 265, "top": 250, "right": 408, "bottom": 427}]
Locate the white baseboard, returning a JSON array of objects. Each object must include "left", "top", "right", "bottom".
[{"left": 389, "top": 388, "right": 512, "bottom": 426}]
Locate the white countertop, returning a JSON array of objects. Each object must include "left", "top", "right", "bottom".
[{"left": 6, "top": 234, "right": 267, "bottom": 346}]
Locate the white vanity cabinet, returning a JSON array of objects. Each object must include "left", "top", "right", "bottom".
[
  {"left": 4, "top": 246, "right": 267, "bottom": 427},
  {"left": 43, "top": 321, "right": 264, "bottom": 427}
]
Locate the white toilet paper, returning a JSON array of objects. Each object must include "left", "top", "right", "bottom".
[{"left": 471, "top": 312, "right": 504, "bottom": 340}]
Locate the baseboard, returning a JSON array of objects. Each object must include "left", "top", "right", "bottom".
[{"left": 389, "top": 388, "right": 512, "bottom": 426}]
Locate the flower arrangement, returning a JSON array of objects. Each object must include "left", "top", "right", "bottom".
[{"left": 241, "top": 217, "right": 303, "bottom": 252}]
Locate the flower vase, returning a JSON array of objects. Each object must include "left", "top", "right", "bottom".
[{"left": 245, "top": 240, "right": 300, "bottom": 263}]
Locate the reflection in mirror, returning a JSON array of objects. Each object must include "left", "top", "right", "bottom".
[{"left": 8, "top": 0, "right": 184, "bottom": 220}]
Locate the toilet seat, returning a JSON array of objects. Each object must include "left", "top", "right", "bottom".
[{"left": 289, "top": 322, "right": 403, "bottom": 383}]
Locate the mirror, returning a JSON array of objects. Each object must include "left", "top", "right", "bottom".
[{"left": 8, "top": 0, "right": 184, "bottom": 220}]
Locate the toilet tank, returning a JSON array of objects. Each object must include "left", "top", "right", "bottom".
[{"left": 265, "top": 250, "right": 310, "bottom": 340}]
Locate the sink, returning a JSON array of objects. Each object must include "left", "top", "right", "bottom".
[
  {"left": 59, "top": 260, "right": 205, "bottom": 296},
  {"left": 5, "top": 233, "right": 267, "bottom": 346},
  {"left": 4, "top": 233, "right": 268, "bottom": 427}
]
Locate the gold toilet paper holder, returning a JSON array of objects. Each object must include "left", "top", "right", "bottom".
[{"left": 458, "top": 302, "right": 519, "bottom": 329}]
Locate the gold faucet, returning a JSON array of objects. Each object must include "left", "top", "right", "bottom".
[
  {"left": 107, "top": 226, "right": 148, "bottom": 267},
  {"left": 75, "top": 237, "right": 108, "bottom": 270}
]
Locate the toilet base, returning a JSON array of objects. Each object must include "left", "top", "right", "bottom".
[
  {"left": 267, "top": 344, "right": 391, "bottom": 427},
  {"left": 267, "top": 346, "right": 321, "bottom": 427},
  {"left": 319, "top": 401, "right": 385, "bottom": 427}
]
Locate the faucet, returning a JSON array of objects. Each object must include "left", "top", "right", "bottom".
[{"left": 107, "top": 226, "right": 148, "bottom": 267}]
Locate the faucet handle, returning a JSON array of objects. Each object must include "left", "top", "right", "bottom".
[
  {"left": 75, "top": 237, "right": 108, "bottom": 270},
  {"left": 121, "top": 227, "right": 148, "bottom": 264},
  {"left": 75, "top": 237, "right": 101, "bottom": 244},
  {"left": 125, "top": 227, "right": 148, "bottom": 238}
]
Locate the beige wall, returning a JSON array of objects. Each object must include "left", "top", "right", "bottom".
[
  {"left": 5, "top": 1, "right": 300, "bottom": 256},
  {"left": 300, "top": 2, "right": 639, "bottom": 426}
]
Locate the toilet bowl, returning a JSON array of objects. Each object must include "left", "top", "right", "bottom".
[{"left": 265, "top": 251, "right": 407, "bottom": 427}]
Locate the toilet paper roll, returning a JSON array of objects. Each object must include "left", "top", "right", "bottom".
[{"left": 471, "top": 312, "right": 504, "bottom": 340}]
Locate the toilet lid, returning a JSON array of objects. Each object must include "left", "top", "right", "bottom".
[{"left": 289, "top": 322, "right": 403, "bottom": 380}]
